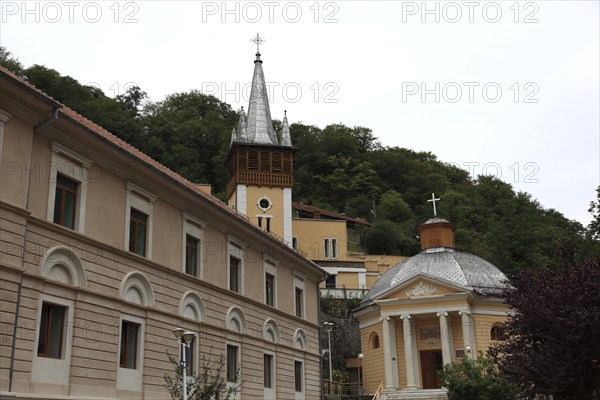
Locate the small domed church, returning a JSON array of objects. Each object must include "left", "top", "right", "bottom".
[{"left": 354, "top": 215, "right": 511, "bottom": 399}]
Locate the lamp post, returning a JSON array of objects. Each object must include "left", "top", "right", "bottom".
[
  {"left": 323, "top": 322, "right": 334, "bottom": 382},
  {"left": 358, "top": 353, "right": 364, "bottom": 396},
  {"left": 172, "top": 328, "right": 195, "bottom": 400}
]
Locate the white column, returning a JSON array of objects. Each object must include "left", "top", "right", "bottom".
[
  {"left": 459, "top": 310, "right": 477, "bottom": 359},
  {"left": 388, "top": 318, "right": 400, "bottom": 388},
  {"left": 437, "top": 312, "right": 452, "bottom": 365},
  {"left": 283, "top": 187, "right": 292, "bottom": 245},
  {"left": 381, "top": 317, "right": 394, "bottom": 388},
  {"left": 401, "top": 314, "right": 416, "bottom": 388}
]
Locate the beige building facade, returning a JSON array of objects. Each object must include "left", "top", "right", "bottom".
[
  {"left": 354, "top": 218, "right": 511, "bottom": 399},
  {"left": 0, "top": 60, "right": 324, "bottom": 400}
]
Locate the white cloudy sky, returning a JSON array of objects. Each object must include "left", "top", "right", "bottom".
[{"left": 1, "top": 1, "right": 598, "bottom": 225}]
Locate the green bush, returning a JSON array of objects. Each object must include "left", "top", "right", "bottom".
[{"left": 438, "top": 354, "right": 519, "bottom": 400}]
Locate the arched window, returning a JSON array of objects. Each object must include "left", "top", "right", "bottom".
[
  {"left": 370, "top": 332, "right": 380, "bottom": 349},
  {"left": 226, "top": 307, "right": 246, "bottom": 333},
  {"left": 293, "top": 328, "right": 307, "bottom": 350},
  {"left": 39, "top": 246, "right": 86, "bottom": 287},
  {"left": 491, "top": 323, "right": 507, "bottom": 341},
  {"left": 179, "top": 291, "right": 206, "bottom": 322},
  {"left": 119, "top": 271, "right": 155, "bottom": 307},
  {"left": 263, "top": 318, "right": 280, "bottom": 343}
]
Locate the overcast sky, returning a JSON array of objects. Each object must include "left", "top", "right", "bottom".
[{"left": 1, "top": 1, "right": 598, "bottom": 225}]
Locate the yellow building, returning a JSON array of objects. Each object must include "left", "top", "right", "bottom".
[
  {"left": 291, "top": 202, "right": 407, "bottom": 299},
  {"left": 354, "top": 218, "right": 510, "bottom": 399},
  {"left": 0, "top": 51, "right": 325, "bottom": 400}
]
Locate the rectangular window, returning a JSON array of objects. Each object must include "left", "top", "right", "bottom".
[
  {"left": 292, "top": 237, "right": 298, "bottom": 251},
  {"left": 184, "top": 336, "right": 195, "bottom": 376},
  {"left": 53, "top": 174, "right": 78, "bottom": 229},
  {"left": 264, "top": 354, "right": 273, "bottom": 388},
  {"left": 331, "top": 238, "right": 338, "bottom": 259},
  {"left": 294, "top": 360, "right": 303, "bottom": 392},
  {"left": 265, "top": 273, "right": 275, "bottom": 306},
  {"left": 266, "top": 217, "right": 271, "bottom": 233},
  {"left": 295, "top": 287, "right": 304, "bottom": 318},
  {"left": 129, "top": 208, "right": 148, "bottom": 256},
  {"left": 229, "top": 256, "right": 240, "bottom": 293},
  {"left": 324, "top": 238, "right": 330, "bottom": 258},
  {"left": 185, "top": 235, "right": 198, "bottom": 276},
  {"left": 119, "top": 321, "right": 139, "bottom": 369},
  {"left": 227, "top": 344, "right": 238, "bottom": 383},
  {"left": 37, "top": 303, "right": 66, "bottom": 358},
  {"left": 325, "top": 274, "right": 337, "bottom": 289},
  {"left": 248, "top": 150, "right": 259, "bottom": 170},
  {"left": 257, "top": 216, "right": 263, "bottom": 228}
]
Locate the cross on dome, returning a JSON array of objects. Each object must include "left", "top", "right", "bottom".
[
  {"left": 427, "top": 193, "right": 441, "bottom": 216},
  {"left": 251, "top": 33, "right": 265, "bottom": 53}
]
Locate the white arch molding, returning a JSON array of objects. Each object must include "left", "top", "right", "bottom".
[
  {"left": 262, "top": 318, "right": 281, "bottom": 343},
  {"left": 293, "top": 328, "right": 308, "bottom": 350},
  {"left": 225, "top": 306, "right": 247, "bottom": 333},
  {"left": 179, "top": 291, "right": 207, "bottom": 322},
  {"left": 119, "top": 271, "right": 155, "bottom": 307},
  {"left": 39, "top": 246, "right": 87, "bottom": 287}
]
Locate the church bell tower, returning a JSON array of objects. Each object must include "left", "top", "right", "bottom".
[{"left": 225, "top": 35, "right": 294, "bottom": 245}]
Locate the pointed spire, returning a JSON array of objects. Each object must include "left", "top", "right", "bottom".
[
  {"left": 280, "top": 110, "right": 292, "bottom": 147},
  {"left": 245, "top": 38, "right": 278, "bottom": 146},
  {"left": 235, "top": 106, "right": 247, "bottom": 143}
]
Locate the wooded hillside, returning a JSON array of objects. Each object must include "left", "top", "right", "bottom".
[{"left": 2, "top": 47, "right": 598, "bottom": 276}]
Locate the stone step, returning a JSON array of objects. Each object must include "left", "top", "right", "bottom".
[{"left": 381, "top": 388, "right": 448, "bottom": 400}]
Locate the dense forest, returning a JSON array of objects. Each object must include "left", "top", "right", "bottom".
[{"left": 2, "top": 47, "right": 598, "bottom": 276}]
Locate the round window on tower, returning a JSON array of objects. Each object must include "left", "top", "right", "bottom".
[{"left": 258, "top": 197, "right": 272, "bottom": 212}]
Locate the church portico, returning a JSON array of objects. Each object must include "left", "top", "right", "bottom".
[
  {"left": 356, "top": 202, "right": 511, "bottom": 399},
  {"left": 378, "top": 308, "right": 474, "bottom": 392}
]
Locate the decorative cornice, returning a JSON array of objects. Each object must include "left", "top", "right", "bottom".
[
  {"left": 51, "top": 141, "right": 93, "bottom": 169},
  {"left": 406, "top": 282, "right": 438, "bottom": 297},
  {"left": 0, "top": 109, "right": 13, "bottom": 124},
  {"left": 126, "top": 181, "right": 157, "bottom": 203}
]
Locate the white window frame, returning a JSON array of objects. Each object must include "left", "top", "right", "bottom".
[
  {"left": 293, "top": 274, "right": 306, "bottom": 319},
  {"left": 263, "top": 350, "right": 276, "bottom": 399},
  {"left": 226, "top": 340, "right": 241, "bottom": 399},
  {"left": 324, "top": 238, "right": 338, "bottom": 259},
  {"left": 125, "top": 182, "right": 156, "bottom": 258},
  {"left": 263, "top": 255, "right": 278, "bottom": 307},
  {"left": 256, "top": 214, "right": 273, "bottom": 233},
  {"left": 294, "top": 358, "right": 305, "bottom": 400},
  {"left": 182, "top": 212, "right": 206, "bottom": 279},
  {"left": 31, "top": 294, "right": 74, "bottom": 386},
  {"left": 117, "top": 314, "right": 145, "bottom": 391},
  {"left": 227, "top": 236, "right": 245, "bottom": 295},
  {"left": 46, "top": 142, "right": 92, "bottom": 233}
]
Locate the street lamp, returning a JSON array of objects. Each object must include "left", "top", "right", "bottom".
[
  {"left": 323, "top": 322, "right": 334, "bottom": 381},
  {"left": 173, "top": 328, "right": 195, "bottom": 400},
  {"left": 358, "top": 353, "right": 364, "bottom": 396}
]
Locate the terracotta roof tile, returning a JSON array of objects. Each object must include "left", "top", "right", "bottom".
[{"left": 292, "top": 202, "right": 371, "bottom": 225}]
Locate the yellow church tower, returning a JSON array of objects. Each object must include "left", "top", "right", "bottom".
[{"left": 225, "top": 38, "right": 294, "bottom": 245}]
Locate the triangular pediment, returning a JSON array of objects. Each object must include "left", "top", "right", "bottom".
[{"left": 380, "top": 274, "right": 472, "bottom": 301}]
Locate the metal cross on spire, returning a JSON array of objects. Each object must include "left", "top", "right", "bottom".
[
  {"left": 427, "top": 193, "right": 441, "bottom": 216},
  {"left": 251, "top": 33, "right": 265, "bottom": 53}
]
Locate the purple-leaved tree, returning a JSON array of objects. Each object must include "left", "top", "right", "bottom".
[{"left": 490, "top": 249, "right": 600, "bottom": 400}]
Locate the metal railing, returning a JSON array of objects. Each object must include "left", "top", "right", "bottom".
[{"left": 323, "top": 380, "right": 364, "bottom": 399}]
